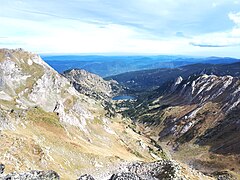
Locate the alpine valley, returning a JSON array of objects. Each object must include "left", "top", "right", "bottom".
[{"left": 0, "top": 48, "right": 240, "bottom": 180}]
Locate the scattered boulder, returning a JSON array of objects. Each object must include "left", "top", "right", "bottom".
[
  {"left": 125, "top": 160, "right": 182, "bottom": 179},
  {"left": 0, "top": 164, "right": 5, "bottom": 174},
  {"left": 77, "top": 174, "right": 95, "bottom": 180},
  {"left": 107, "top": 160, "right": 183, "bottom": 180},
  {"left": 211, "top": 171, "right": 234, "bottom": 180},
  {"left": 110, "top": 172, "right": 141, "bottom": 180},
  {"left": 2, "top": 170, "right": 59, "bottom": 180}
]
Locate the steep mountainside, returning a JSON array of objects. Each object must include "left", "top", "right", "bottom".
[
  {"left": 0, "top": 49, "right": 213, "bottom": 179},
  {"left": 0, "top": 49, "right": 162, "bottom": 179},
  {"left": 124, "top": 74, "right": 240, "bottom": 177},
  {"left": 63, "top": 69, "right": 120, "bottom": 101},
  {"left": 107, "top": 62, "right": 240, "bottom": 92}
]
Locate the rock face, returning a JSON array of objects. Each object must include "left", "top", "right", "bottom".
[
  {"left": 0, "top": 48, "right": 95, "bottom": 129},
  {"left": 1, "top": 170, "right": 59, "bottom": 180},
  {"left": 110, "top": 172, "right": 141, "bottom": 180},
  {"left": 130, "top": 74, "right": 240, "bottom": 148},
  {"left": 77, "top": 174, "right": 95, "bottom": 180},
  {"left": 158, "top": 75, "right": 240, "bottom": 151},
  {"left": 63, "top": 69, "right": 122, "bottom": 118},
  {"left": 63, "top": 69, "right": 120, "bottom": 101}
]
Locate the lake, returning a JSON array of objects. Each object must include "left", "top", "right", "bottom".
[{"left": 112, "top": 95, "right": 135, "bottom": 101}]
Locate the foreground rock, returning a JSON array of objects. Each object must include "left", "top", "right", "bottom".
[
  {"left": 77, "top": 174, "right": 95, "bottom": 180},
  {"left": 110, "top": 172, "right": 141, "bottom": 180},
  {"left": 78, "top": 160, "right": 206, "bottom": 180},
  {"left": 0, "top": 160, "right": 213, "bottom": 180},
  {"left": 1, "top": 170, "right": 59, "bottom": 180},
  {"left": 211, "top": 171, "right": 235, "bottom": 180},
  {"left": 0, "top": 164, "right": 4, "bottom": 174},
  {"left": 122, "top": 160, "right": 182, "bottom": 180}
]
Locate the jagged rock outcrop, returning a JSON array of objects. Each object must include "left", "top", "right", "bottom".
[
  {"left": 77, "top": 160, "right": 211, "bottom": 180},
  {"left": 63, "top": 69, "right": 120, "bottom": 101},
  {"left": 0, "top": 164, "right": 4, "bottom": 174},
  {"left": 211, "top": 171, "right": 234, "bottom": 180},
  {"left": 121, "top": 160, "right": 182, "bottom": 180},
  {"left": 110, "top": 172, "right": 141, "bottom": 180},
  {"left": 77, "top": 174, "right": 95, "bottom": 180},
  {"left": 0, "top": 170, "right": 59, "bottom": 180}
]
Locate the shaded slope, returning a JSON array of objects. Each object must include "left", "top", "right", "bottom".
[
  {"left": 107, "top": 62, "right": 240, "bottom": 92},
  {"left": 124, "top": 73, "right": 240, "bottom": 175}
]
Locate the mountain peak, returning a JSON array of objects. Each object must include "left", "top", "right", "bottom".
[{"left": 63, "top": 68, "right": 120, "bottom": 100}]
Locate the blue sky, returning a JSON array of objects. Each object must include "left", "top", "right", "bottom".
[{"left": 0, "top": 0, "right": 240, "bottom": 57}]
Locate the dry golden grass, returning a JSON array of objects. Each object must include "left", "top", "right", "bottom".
[{"left": 0, "top": 111, "right": 166, "bottom": 179}]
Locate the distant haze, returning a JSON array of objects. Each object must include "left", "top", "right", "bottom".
[{"left": 43, "top": 55, "right": 240, "bottom": 77}]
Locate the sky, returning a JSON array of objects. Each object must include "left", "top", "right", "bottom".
[{"left": 0, "top": 0, "right": 240, "bottom": 57}]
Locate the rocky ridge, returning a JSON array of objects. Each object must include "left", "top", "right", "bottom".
[
  {"left": 107, "top": 62, "right": 240, "bottom": 92},
  {"left": 124, "top": 73, "right": 240, "bottom": 177},
  {"left": 63, "top": 69, "right": 120, "bottom": 101}
]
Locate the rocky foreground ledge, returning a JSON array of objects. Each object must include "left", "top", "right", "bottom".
[
  {"left": 0, "top": 160, "right": 232, "bottom": 180},
  {"left": 0, "top": 160, "right": 199, "bottom": 180}
]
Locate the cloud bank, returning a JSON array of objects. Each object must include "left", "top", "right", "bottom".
[{"left": 0, "top": 0, "right": 240, "bottom": 57}]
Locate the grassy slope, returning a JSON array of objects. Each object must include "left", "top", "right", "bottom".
[{"left": 1, "top": 114, "right": 166, "bottom": 179}]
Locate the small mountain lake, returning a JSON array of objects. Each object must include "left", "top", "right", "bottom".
[{"left": 112, "top": 95, "right": 136, "bottom": 100}]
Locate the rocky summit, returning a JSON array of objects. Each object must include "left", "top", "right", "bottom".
[{"left": 63, "top": 69, "right": 120, "bottom": 101}]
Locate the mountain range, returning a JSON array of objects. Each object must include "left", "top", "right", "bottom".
[
  {"left": 0, "top": 48, "right": 239, "bottom": 179},
  {"left": 43, "top": 55, "right": 240, "bottom": 77},
  {"left": 107, "top": 62, "right": 240, "bottom": 92}
]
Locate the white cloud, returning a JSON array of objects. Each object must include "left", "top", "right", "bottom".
[
  {"left": 229, "top": 12, "right": 240, "bottom": 27},
  {"left": 0, "top": 0, "right": 240, "bottom": 57},
  {"left": 234, "top": 0, "right": 240, "bottom": 4},
  {"left": 190, "top": 11, "right": 240, "bottom": 49}
]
